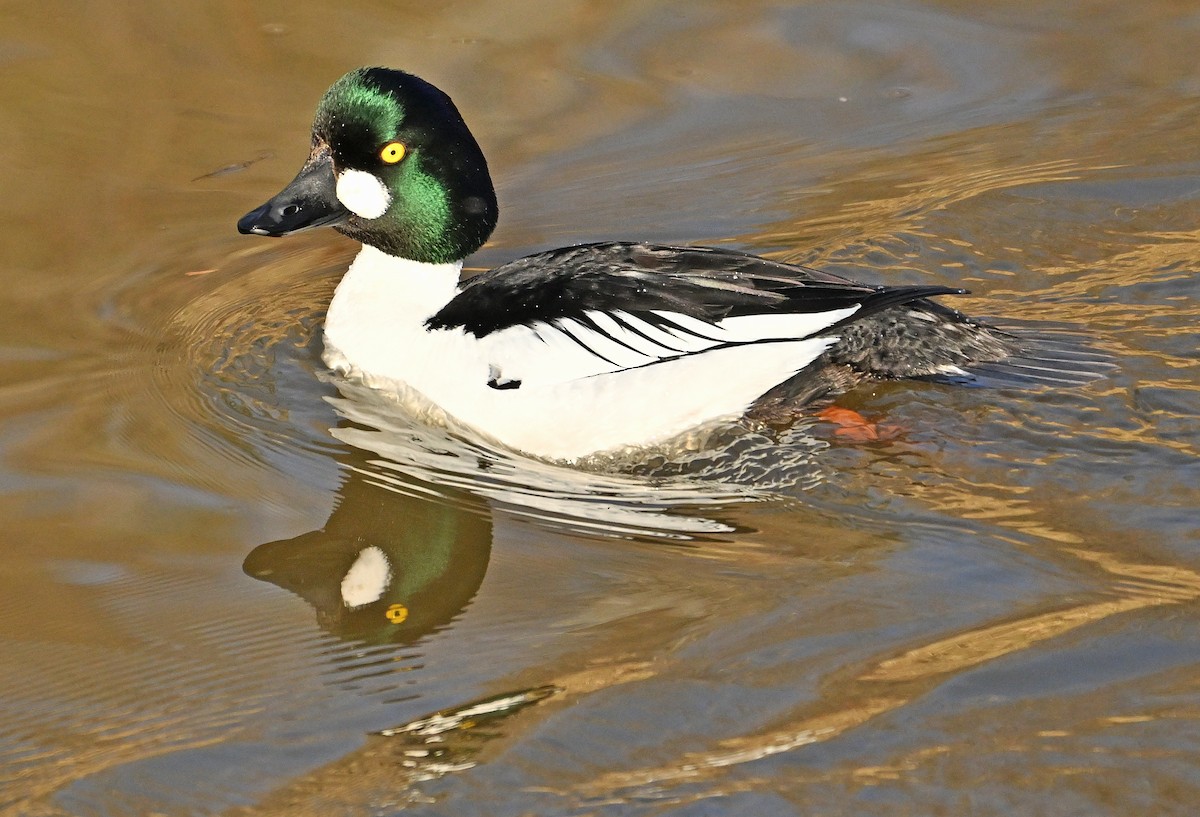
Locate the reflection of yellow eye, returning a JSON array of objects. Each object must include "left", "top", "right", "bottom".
[
  {"left": 380, "top": 142, "right": 406, "bottom": 164},
  {"left": 385, "top": 603, "right": 409, "bottom": 624}
]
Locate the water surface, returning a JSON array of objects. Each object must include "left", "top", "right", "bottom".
[{"left": 1, "top": 2, "right": 1198, "bottom": 815}]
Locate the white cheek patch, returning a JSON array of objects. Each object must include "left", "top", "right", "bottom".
[
  {"left": 340, "top": 545, "right": 392, "bottom": 609},
  {"left": 336, "top": 169, "right": 392, "bottom": 219}
]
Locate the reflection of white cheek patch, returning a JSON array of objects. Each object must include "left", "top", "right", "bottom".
[
  {"left": 336, "top": 169, "right": 391, "bottom": 218},
  {"left": 340, "top": 546, "right": 392, "bottom": 609}
]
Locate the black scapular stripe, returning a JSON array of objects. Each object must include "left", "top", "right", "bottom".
[{"left": 425, "top": 241, "right": 964, "bottom": 339}]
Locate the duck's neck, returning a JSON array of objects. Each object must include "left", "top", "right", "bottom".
[
  {"left": 327, "top": 244, "right": 463, "bottom": 323},
  {"left": 323, "top": 244, "right": 464, "bottom": 373}
]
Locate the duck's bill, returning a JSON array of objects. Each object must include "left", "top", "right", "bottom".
[{"left": 237, "top": 147, "right": 350, "bottom": 236}]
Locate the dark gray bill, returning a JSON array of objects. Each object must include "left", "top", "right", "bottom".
[{"left": 237, "top": 147, "right": 350, "bottom": 236}]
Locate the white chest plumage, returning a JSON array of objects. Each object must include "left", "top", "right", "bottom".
[
  {"left": 322, "top": 246, "right": 844, "bottom": 460},
  {"left": 323, "top": 246, "right": 473, "bottom": 393}
]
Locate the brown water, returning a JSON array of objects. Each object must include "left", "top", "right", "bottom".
[{"left": 2, "top": 1, "right": 1198, "bottom": 814}]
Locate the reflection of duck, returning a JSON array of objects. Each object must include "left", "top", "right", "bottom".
[
  {"left": 242, "top": 374, "right": 777, "bottom": 648},
  {"left": 243, "top": 460, "right": 490, "bottom": 645},
  {"left": 239, "top": 67, "right": 1108, "bottom": 461}
]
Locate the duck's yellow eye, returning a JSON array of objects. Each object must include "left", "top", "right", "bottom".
[{"left": 379, "top": 142, "right": 406, "bottom": 164}]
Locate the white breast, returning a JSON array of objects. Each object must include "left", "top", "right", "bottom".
[{"left": 323, "top": 246, "right": 469, "bottom": 383}]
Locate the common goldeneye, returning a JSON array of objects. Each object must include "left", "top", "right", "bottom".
[{"left": 238, "top": 67, "right": 1105, "bottom": 461}]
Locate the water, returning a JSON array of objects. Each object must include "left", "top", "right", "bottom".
[{"left": 1, "top": 1, "right": 1198, "bottom": 814}]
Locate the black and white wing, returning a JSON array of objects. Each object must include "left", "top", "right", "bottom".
[{"left": 425, "top": 242, "right": 961, "bottom": 389}]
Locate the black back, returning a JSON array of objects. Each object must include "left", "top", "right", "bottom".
[{"left": 428, "top": 242, "right": 963, "bottom": 338}]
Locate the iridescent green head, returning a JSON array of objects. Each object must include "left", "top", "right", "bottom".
[{"left": 239, "top": 68, "right": 498, "bottom": 264}]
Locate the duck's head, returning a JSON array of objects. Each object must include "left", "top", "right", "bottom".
[{"left": 238, "top": 68, "right": 498, "bottom": 264}]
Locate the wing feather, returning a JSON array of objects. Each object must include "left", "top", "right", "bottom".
[
  {"left": 426, "top": 241, "right": 964, "bottom": 389},
  {"left": 428, "top": 241, "right": 960, "bottom": 337}
]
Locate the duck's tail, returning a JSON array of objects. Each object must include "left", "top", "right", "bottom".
[
  {"left": 916, "top": 317, "right": 1116, "bottom": 388},
  {"left": 748, "top": 302, "right": 1115, "bottom": 425}
]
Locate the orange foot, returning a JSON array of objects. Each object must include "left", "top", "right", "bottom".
[{"left": 817, "top": 406, "right": 903, "bottom": 443}]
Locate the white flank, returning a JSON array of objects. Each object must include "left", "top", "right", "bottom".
[
  {"left": 336, "top": 169, "right": 392, "bottom": 218},
  {"left": 323, "top": 246, "right": 852, "bottom": 460},
  {"left": 340, "top": 545, "right": 392, "bottom": 609}
]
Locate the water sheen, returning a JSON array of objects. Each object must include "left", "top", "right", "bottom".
[{"left": 1, "top": 2, "right": 1198, "bottom": 815}]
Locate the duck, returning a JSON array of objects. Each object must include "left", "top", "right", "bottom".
[{"left": 238, "top": 67, "right": 1105, "bottom": 461}]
